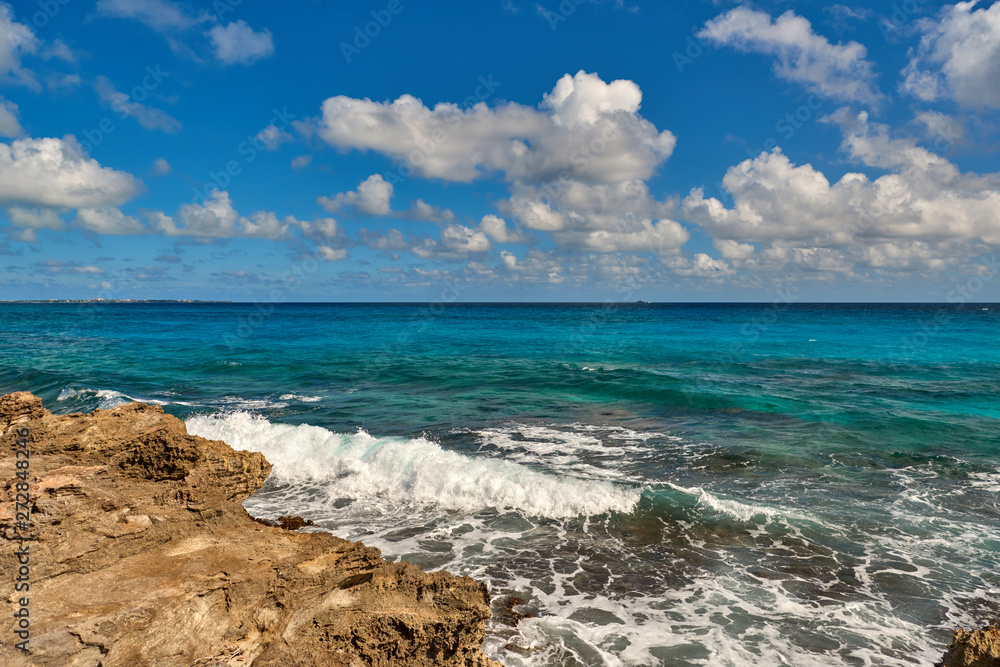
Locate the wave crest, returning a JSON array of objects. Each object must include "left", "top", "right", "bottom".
[{"left": 186, "top": 411, "right": 641, "bottom": 519}]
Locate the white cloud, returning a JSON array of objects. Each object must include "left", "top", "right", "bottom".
[
  {"left": 358, "top": 227, "right": 408, "bottom": 252},
  {"left": 36, "top": 260, "right": 106, "bottom": 275},
  {"left": 441, "top": 224, "right": 491, "bottom": 253},
  {"left": 152, "top": 157, "right": 172, "bottom": 175},
  {"left": 41, "top": 39, "right": 76, "bottom": 63},
  {"left": 901, "top": 1, "right": 1000, "bottom": 109},
  {"left": 95, "top": 0, "right": 207, "bottom": 31},
  {"left": 290, "top": 155, "right": 312, "bottom": 170},
  {"left": 672, "top": 253, "right": 733, "bottom": 278},
  {"left": 0, "top": 97, "right": 22, "bottom": 138},
  {"left": 310, "top": 71, "right": 675, "bottom": 184},
  {"left": 95, "top": 76, "right": 182, "bottom": 134},
  {"left": 555, "top": 219, "right": 689, "bottom": 254},
  {"left": 683, "top": 111, "right": 1000, "bottom": 273},
  {"left": 0, "top": 3, "right": 40, "bottom": 91},
  {"left": 239, "top": 211, "right": 290, "bottom": 239},
  {"left": 75, "top": 207, "right": 146, "bottom": 235},
  {"left": 5, "top": 207, "right": 64, "bottom": 242},
  {"left": 500, "top": 250, "right": 518, "bottom": 270},
  {"left": 698, "top": 7, "right": 882, "bottom": 105},
  {"left": 501, "top": 179, "right": 684, "bottom": 253},
  {"left": 255, "top": 124, "right": 293, "bottom": 150},
  {"left": 405, "top": 198, "right": 456, "bottom": 224},
  {"left": 479, "top": 214, "right": 530, "bottom": 243},
  {"left": 153, "top": 190, "right": 292, "bottom": 239},
  {"left": 47, "top": 73, "right": 82, "bottom": 93},
  {"left": 0, "top": 137, "right": 142, "bottom": 208},
  {"left": 208, "top": 20, "right": 274, "bottom": 65},
  {"left": 714, "top": 238, "right": 756, "bottom": 260},
  {"left": 318, "top": 246, "right": 347, "bottom": 261},
  {"left": 319, "top": 174, "right": 394, "bottom": 216}
]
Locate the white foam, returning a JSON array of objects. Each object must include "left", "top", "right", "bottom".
[
  {"left": 278, "top": 393, "right": 322, "bottom": 403},
  {"left": 668, "top": 482, "right": 788, "bottom": 523},
  {"left": 57, "top": 387, "right": 164, "bottom": 410},
  {"left": 215, "top": 396, "right": 289, "bottom": 410},
  {"left": 186, "top": 412, "right": 640, "bottom": 519}
]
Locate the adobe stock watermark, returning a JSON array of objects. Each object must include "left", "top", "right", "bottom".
[
  {"left": 878, "top": 0, "right": 930, "bottom": 39},
  {"left": 887, "top": 256, "right": 999, "bottom": 363},
  {"left": 344, "top": 278, "right": 465, "bottom": 386},
  {"left": 11, "top": 426, "right": 33, "bottom": 653},
  {"left": 192, "top": 106, "right": 296, "bottom": 205},
  {"left": 340, "top": 0, "right": 414, "bottom": 63},
  {"left": 15, "top": 0, "right": 70, "bottom": 33},
  {"left": 716, "top": 287, "right": 799, "bottom": 365},
  {"left": 538, "top": 0, "right": 589, "bottom": 30},
  {"left": 210, "top": 0, "right": 248, "bottom": 21},
  {"left": 223, "top": 256, "right": 318, "bottom": 351},
  {"left": 69, "top": 65, "right": 170, "bottom": 159},
  {"left": 673, "top": 26, "right": 711, "bottom": 73},
  {"left": 744, "top": 92, "right": 828, "bottom": 159}
]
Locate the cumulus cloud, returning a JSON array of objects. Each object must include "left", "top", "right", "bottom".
[
  {"left": 357, "top": 224, "right": 491, "bottom": 259},
  {"left": 152, "top": 158, "right": 172, "bottom": 175},
  {"left": 255, "top": 124, "right": 293, "bottom": 150},
  {"left": 95, "top": 76, "right": 182, "bottom": 134},
  {"left": 318, "top": 246, "right": 347, "bottom": 261},
  {"left": 75, "top": 207, "right": 146, "bottom": 235},
  {"left": 319, "top": 174, "right": 394, "bottom": 216},
  {"left": 501, "top": 179, "right": 684, "bottom": 253},
  {"left": 479, "top": 214, "right": 530, "bottom": 243},
  {"left": 0, "top": 137, "right": 142, "bottom": 208},
  {"left": 208, "top": 20, "right": 274, "bottom": 65},
  {"left": 309, "top": 71, "right": 675, "bottom": 184},
  {"left": 901, "top": 1, "right": 1000, "bottom": 109},
  {"left": 0, "top": 97, "right": 23, "bottom": 138},
  {"left": 441, "top": 224, "right": 491, "bottom": 253},
  {"left": 5, "top": 207, "right": 64, "bottom": 242},
  {"left": 698, "top": 7, "right": 882, "bottom": 105},
  {"left": 683, "top": 111, "right": 1000, "bottom": 273},
  {"left": 153, "top": 190, "right": 292, "bottom": 239},
  {"left": 496, "top": 248, "right": 567, "bottom": 283},
  {"left": 555, "top": 218, "right": 689, "bottom": 253},
  {"left": 405, "top": 199, "right": 456, "bottom": 224},
  {"left": 297, "top": 216, "right": 341, "bottom": 242},
  {"left": 0, "top": 4, "right": 41, "bottom": 91},
  {"left": 672, "top": 253, "right": 733, "bottom": 279}
]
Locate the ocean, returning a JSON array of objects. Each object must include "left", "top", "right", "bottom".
[{"left": 2, "top": 302, "right": 998, "bottom": 666}]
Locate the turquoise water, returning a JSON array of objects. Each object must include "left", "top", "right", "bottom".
[{"left": 2, "top": 303, "right": 998, "bottom": 665}]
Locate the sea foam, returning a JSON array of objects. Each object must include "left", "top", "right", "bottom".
[{"left": 186, "top": 411, "right": 641, "bottom": 519}]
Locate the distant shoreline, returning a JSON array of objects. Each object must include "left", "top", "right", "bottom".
[{"left": 0, "top": 299, "right": 235, "bottom": 304}]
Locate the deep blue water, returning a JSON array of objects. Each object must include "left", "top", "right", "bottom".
[{"left": 2, "top": 303, "right": 998, "bottom": 666}]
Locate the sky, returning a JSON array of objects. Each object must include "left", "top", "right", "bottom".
[{"left": 0, "top": 0, "right": 999, "bottom": 302}]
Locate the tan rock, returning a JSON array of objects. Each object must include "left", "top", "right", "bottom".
[
  {"left": 0, "top": 392, "right": 500, "bottom": 666},
  {"left": 937, "top": 625, "right": 1000, "bottom": 667}
]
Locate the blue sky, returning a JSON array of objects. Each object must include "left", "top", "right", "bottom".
[{"left": 1, "top": 0, "right": 999, "bottom": 301}]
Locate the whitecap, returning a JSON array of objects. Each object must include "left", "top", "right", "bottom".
[{"left": 186, "top": 411, "right": 640, "bottom": 519}]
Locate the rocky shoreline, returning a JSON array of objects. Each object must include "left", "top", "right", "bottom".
[
  {"left": 0, "top": 392, "right": 500, "bottom": 666},
  {"left": 1, "top": 390, "right": 997, "bottom": 666}
]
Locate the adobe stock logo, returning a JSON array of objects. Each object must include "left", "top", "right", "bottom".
[{"left": 340, "top": 0, "right": 415, "bottom": 63}]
